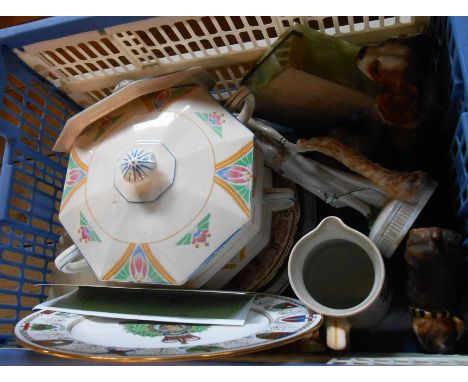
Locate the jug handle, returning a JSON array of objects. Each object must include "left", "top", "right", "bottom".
[
  {"left": 55, "top": 245, "right": 89, "bottom": 274},
  {"left": 326, "top": 317, "right": 351, "bottom": 351}
]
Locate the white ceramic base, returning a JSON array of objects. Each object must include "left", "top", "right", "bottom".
[{"left": 369, "top": 180, "right": 438, "bottom": 258}]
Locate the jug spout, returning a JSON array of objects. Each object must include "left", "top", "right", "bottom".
[
  {"left": 314, "top": 216, "right": 350, "bottom": 235},
  {"left": 303, "top": 216, "right": 382, "bottom": 262}
]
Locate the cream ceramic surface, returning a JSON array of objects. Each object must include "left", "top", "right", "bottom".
[
  {"left": 183, "top": 149, "right": 265, "bottom": 288},
  {"left": 288, "top": 216, "right": 392, "bottom": 351},
  {"left": 58, "top": 83, "right": 259, "bottom": 285},
  {"left": 15, "top": 294, "right": 322, "bottom": 362},
  {"left": 52, "top": 67, "right": 215, "bottom": 153},
  {"left": 203, "top": 168, "right": 273, "bottom": 289},
  {"left": 204, "top": 169, "right": 295, "bottom": 289}
]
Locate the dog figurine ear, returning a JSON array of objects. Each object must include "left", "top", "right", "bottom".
[{"left": 376, "top": 84, "right": 421, "bottom": 129}]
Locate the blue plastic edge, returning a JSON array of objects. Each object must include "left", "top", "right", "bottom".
[
  {"left": 0, "top": 16, "right": 154, "bottom": 49},
  {"left": 448, "top": 17, "right": 468, "bottom": 221},
  {"left": 0, "top": 44, "right": 83, "bottom": 221},
  {"left": 0, "top": 43, "right": 83, "bottom": 345},
  {"left": 452, "top": 113, "right": 468, "bottom": 215},
  {"left": 451, "top": 17, "right": 468, "bottom": 107}
]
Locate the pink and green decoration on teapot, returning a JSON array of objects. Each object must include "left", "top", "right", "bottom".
[
  {"left": 104, "top": 243, "right": 175, "bottom": 284},
  {"left": 143, "top": 87, "right": 194, "bottom": 112},
  {"left": 78, "top": 212, "right": 101, "bottom": 243},
  {"left": 214, "top": 141, "right": 254, "bottom": 217},
  {"left": 195, "top": 111, "right": 225, "bottom": 138},
  {"left": 94, "top": 113, "right": 123, "bottom": 141},
  {"left": 176, "top": 213, "right": 211, "bottom": 248},
  {"left": 60, "top": 149, "right": 88, "bottom": 212}
]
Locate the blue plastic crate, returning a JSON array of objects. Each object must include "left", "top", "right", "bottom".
[
  {"left": 452, "top": 114, "right": 468, "bottom": 215},
  {"left": 0, "top": 16, "right": 467, "bottom": 348},
  {"left": 448, "top": 17, "right": 468, "bottom": 218},
  {"left": 0, "top": 45, "right": 82, "bottom": 345}
]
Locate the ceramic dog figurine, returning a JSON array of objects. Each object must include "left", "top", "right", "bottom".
[{"left": 357, "top": 34, "right": 437, "bottom": 129}]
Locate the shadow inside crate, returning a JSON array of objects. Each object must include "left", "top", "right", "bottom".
[{"left": 276, "top": 40, "right": 468, "bottom": 346}]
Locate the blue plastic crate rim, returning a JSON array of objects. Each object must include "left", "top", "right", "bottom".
[
  {"left": 449, "top": 18, "right": 468, "bottom": 115},
  {"left": 0, "top": 17, "right": 152, "bottom": 49},
  {"left": 452, "top": 113, "right": 468, "bottom": 214},
  {"left": 0, "top": 44, "right": 81, "bottom": 345},
  {"left": 449, "top": 18, "right": 468, "bottom": 218}
]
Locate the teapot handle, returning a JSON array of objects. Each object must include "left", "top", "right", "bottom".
[
  {"left": 226, "top": 86, "right": 255, "bottom": 124},
  {"left": 55, "top": 245, "right": 89, "bottom": 274}
]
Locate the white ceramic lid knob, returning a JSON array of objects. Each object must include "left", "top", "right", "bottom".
[
  {"left": 120, "top": 148, "right": 157, "bottom": 184},
  {"left": 114, "top": 142, "right": 176, "bottom": 203}
]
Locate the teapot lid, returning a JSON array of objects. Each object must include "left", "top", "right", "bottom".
[
  {"left": 58, "top": 81, "right": 257, "bottom": 286},
  {"left": 53, "top": 67, "right": 216, "bottom": 153}
]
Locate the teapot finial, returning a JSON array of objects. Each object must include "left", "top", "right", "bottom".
[
  {"left": 120, "top": 148, "right": 157, "bottom": 184},
  {"left": 114, "top": 142, "right": 175, "bottom": 203}
]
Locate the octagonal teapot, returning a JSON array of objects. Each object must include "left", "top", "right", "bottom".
[{"left": 53, "top": 68, "right": 294, "bottom": 288}]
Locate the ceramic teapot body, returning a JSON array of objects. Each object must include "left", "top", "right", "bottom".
[{"left": 55, "top": 73, "right": 293, "bottom": 287}]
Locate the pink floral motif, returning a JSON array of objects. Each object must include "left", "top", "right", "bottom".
[
  {"left": 94, "top": 114, "right": 122, "bottom": 141},
  {"left": 78, "top": 212, "right": 101, "bottom": 243},
  {"left": 195, "top": 112, "right": 225, "bottom": 137},
  {"left": 176, "top": 213, "right": 211, "bottom": 248},
  {"left": 214, "top": 143, "right": 254, "bottom": 216},
  {"left": 130, "top": 248, "right": 149, "bottom": 282},
  {"left": 152, "top": 90, "right": 170, "bottom": 110},
  {"left": 66, "top": 168, "right": 85, "bottom": 186},
  {"left": 217, "top": 165, "right": 252, "bottom": 184},
  {"left": 207, "top": 112, "right": 223, "bottom": 126},
  {"left": 192, "top": 229, "right": 209, "bottom": 246},
  {"left": 98, "top": 115, "right": 113, "bottom": 130},
  {"left": 79, "top": 226, "right": 92, "bottom": 242}
]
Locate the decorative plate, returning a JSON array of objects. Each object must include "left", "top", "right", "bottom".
[{"left": 15, "top": 294, "right": 322, "bottom": 363}]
